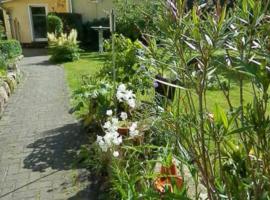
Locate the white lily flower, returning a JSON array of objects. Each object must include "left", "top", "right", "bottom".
[
  {"left": 106, "top": 110, "right": 113, "bottom": 116},
  {"left": 103, "top": 121, "right": 112, "bottom": 130},
  {"left": 128, "top": 99, "right": 136, "bottom": 108},
  {"left": 129, "top": 122, "right": 138, "bottom": 132},
  {"left": 113, "top": 151, "right": 120, "bottom": 158},
  {"left": 118, "top": 84, "right": 126, "bottom": 92},
  {"left": 120, "top": 112, "right": 128, "bottom": 120}
]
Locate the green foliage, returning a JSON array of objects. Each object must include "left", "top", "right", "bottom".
[
  {"left": 207, "top": 75, "right": 229, "bottom": 90},
  {"left": 0, "top": 51, "right": 7, "bottom": 76},
  {"left": 72, "top": 77, "right": 113, "bottom": 126},
  {"left": 50, "top": 12, "right": 83, "bottom": 40},
  {"left": 47, "top": 15, "right": 63, "bottom": 36},
  {"left": 0, "top": 39, "right": 22, "bottom": 59},
  {"left": 114, "top": 0, "right": 158, "bottom": 40},
  {"left": 48, "top": 29, "right": 81, "bottom": 63},
  {"left": 72, "top": 0, "right": 270, "bottom": 199},
  {"left": 100, "top": 34, "right": 151, "bottom": 93}
]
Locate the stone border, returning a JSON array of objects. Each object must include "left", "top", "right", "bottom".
[{"left": 0, "top": 55, "right": 24, "bottom": 117}]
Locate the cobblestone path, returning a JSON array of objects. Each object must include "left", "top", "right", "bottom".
[{"left": 0, "top": 52, "right": 90, "bottom": 200}]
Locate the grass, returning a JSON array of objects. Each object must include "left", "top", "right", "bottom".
[
  {"left": 63, "top": 51, "right": 256, "bottom": 111},
  {"left": 63, "top": 52, "right": 107, "bottom": 91}
]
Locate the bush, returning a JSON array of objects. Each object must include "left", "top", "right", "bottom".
[
  {"left": 48, "top": 29, "right": 81, "bottom": 63},
  {"left": 49, "top": 13, "right": 83, "bottom": 40},
  {"left": 0, "top": 40, "right": 22, "bottom": 59},
  {"left": 0, "top": 51, "right": 7, "bottom": 76},
  {"left": 47, "top": 15, "right": 63, "bottom": 36},
  {"left": 100, "top": 34, "right": 151, "bottom": 93},
  {"left": 82, "top": 18, "right": 111, "bottom": 50}
]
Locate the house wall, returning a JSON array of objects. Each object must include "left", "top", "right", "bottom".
[
  {"left": 1, "top": 0, "right": 70, "bottom": 43},
  {"left": 72, "top": 0, "right": 114, "bottom": 23}
]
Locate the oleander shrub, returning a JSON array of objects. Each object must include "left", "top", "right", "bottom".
[
  {"left": 47, "top": 14, "right": 63, "bottom": 36},
  {"left": 0, "top": 40, "right": 22, "bottom": 59},
  {"left": 48, "top": 29, "right": 81, "bottom": 63}
]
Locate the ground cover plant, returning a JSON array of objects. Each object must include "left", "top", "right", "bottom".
[{"left": 71, "top": 0, "right": 270, "bottom": 199}]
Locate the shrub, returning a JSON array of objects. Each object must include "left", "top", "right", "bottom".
[
  {"left": 48, "top": 29, "right": 81, "bottom": 63},
  {"left": 82, "top": 18, "right": 111, "bottom": 50},
  {"left": 49, "top": 13, "right": 83, "bottom": 40},
  {"left": 0, "top": 51, "right": 7, "bottom": 76},
  {"left": 47, "top": 15, "right": 63, "bottom": 36},
  {"left": 0, "top": 40, "right": 22, "bottom": 59},
  {"left": 72, "top": 77, "right": 113, "bottom": 127},
  {"left": 100, "top": 34, "right": 151, "bottom": 94}
]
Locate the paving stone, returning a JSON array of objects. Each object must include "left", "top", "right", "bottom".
[{"left": 0, "top": 51, "right": 92, "bottom": 200}]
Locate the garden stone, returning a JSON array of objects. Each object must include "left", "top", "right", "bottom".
[
  {"left": 0, "top": 86, "right": 8, "bottom": 103},
  {"left": 5, "top": 76, "right": 16, "bottom": 92},
  {"left": 7, "top": 72, "right": 17, "bottom": 80},
  {"left": 0, "top": 94, "right": 5, "bottom": 114},
  {"left": 2, "top": 81, "right": 11, "bottom": 96}
]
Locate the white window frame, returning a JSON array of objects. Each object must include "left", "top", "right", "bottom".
[{"left": 28, "top": 4, "right": 48, "bottom": 42}]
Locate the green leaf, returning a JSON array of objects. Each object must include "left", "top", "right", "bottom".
[
  {"left": 248, "top": 0, "right": 255, "bottom": 9},
  {"left": 218, "top": 6, "right": 227, "bottom": 30},
  {"left": 215, "top": 104, "right": 228, "bottom": 129},
  {"left": 227, "top": 126, "right": 253, "bottom": 136},
  {"left": 242, "top": 0, "right": 248, "bottom": 13}
]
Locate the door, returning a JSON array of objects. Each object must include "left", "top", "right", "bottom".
[{"left": 30, "top": 6, "right": 47, "bottom": 41}]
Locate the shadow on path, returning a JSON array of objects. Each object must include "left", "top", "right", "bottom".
[{"left": 23, "top": 123, "right": 87, "bottom": 172}]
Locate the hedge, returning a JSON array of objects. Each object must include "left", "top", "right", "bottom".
[
  {"left": 49, "top": 12, "right": 83, "bottom": 40},
  {"left": 47, "top": 15, "right": 63, "bottom": 36},
  {"left": 0, "top": 40, "right": 22, "bottom": 59}
]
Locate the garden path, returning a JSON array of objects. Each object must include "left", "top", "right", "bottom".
[{"left": 0, "top": 49, "right": 92, "bottom": 200}]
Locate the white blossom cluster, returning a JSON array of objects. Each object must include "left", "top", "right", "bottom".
[
  {"left": 116, "top": 84, "right": 136, "bottom": 108},
  {"left": 129, "top": 122, "right": 139, "bottom": 137},
  {"left": 96, "top": 117, "right": 122, "bottom": 153},
  {"left": 97, "top": 110, "right": 140, "bottom": 158}
]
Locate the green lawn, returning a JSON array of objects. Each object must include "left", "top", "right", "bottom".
[
  {"left": 63, "top": 52, "right": 255, "bottom": 111},
  {"left": 63, "top": 52, "right": 107, "bottom": 91}
]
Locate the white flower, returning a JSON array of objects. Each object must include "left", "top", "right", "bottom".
[
  {"left": 130, "top": 129, "right": 139, "bottom": 137},
  {"left": 103, "top": 121, "right": 111, "bottom": 130},
  {"left": 96, "top": 136, "right": 109, "bottom": 152},
  {"left": 129, "top": 122, "right": 139, "bottom": 137},
  {"left": 113, "top": 151, "right": 120, "bottom": 158},
  {"left": 106, "top": 110, "right": 113, "bottom": 116},
  {"left": 128, "top": 98, "right": 136, "bottom": 108},
  {"left": 241, "top": 37, "right": 246, "bottom": 45},
  {"left": 112, "top": 117, "right": 119, "bottom": 125},
  {"left": 116, "top": 83, "right": 136, "bottom": 108},
  {"left": 118, "top": 84, "right": 126, "bottom": 92},
  {"left": 113, "top": 136, "right": 122, "bottom": 145},
  {"left": 120, "top": 112, "right": 128, "bottom": 121},
  {"left": 97, "top": 118, "right": 123, "bottom": 152},
  {"left": 129, "top": 122, "right": 138, "bottom": 131},
  {"left": 116, "top": 90, "right": 125, "bottom": 102}
]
